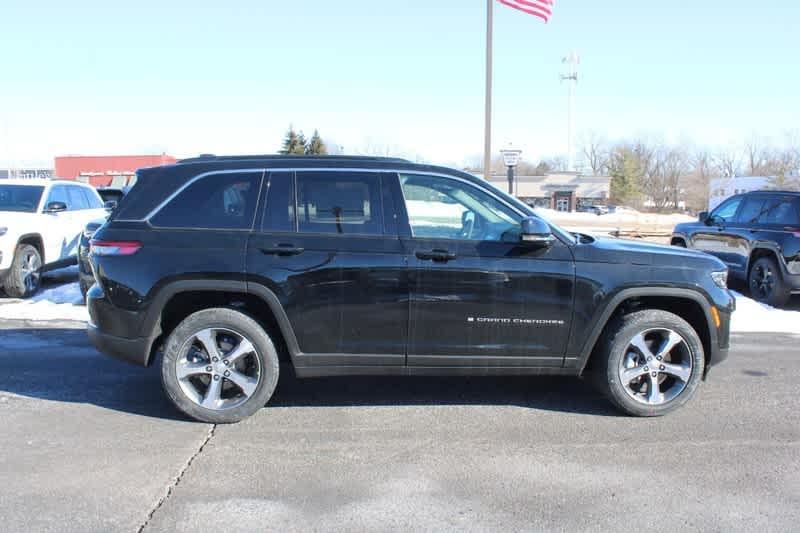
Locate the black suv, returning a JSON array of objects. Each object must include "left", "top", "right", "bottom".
[
  {"left": 672, "top": 190, "right": 800, "bottom": 307},
  {"left": 87, "top": 155, "right": 733, "bottom": 423}
]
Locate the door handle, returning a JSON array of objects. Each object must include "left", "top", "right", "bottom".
[
  {"left": 260, "top": 244, "right": 305, "bottom": 256},
  {"left": 416, "top": 249, "right": 457, "bottom": 262}
]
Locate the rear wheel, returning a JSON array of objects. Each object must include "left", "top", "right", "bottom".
[
  {"left": 749, "top": 256, "right": 790, "bottom": 307},
  {"left": 593, "top": 309, "right": 704, "bottom": 417},
  {"left": 161, "top": 308, "right": 280, "bottom": 423},
  {"left": 3, "top": 244, "right": 42, "bottom": 299}
]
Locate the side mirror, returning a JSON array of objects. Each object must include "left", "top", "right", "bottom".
[
  {"left": 520, "top": 216, "right": 555, "bottom": 247},
  {"left": 104, "top": 201, "right": 118, "bottom": 212},
  {"left": 45, "top": 201, "right": 67, "bottom": 213},
  {"left": 698, "top": 211, "right": 709, "bottom": 224}
]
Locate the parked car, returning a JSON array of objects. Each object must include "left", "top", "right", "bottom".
[
  {"left": 672, "top": 190, "right": 800, "bottom": 307},
  {"left": 96, "top": 186, "right": 128, "bottom": 209},
  {"left": 78, "top": 218, "right": 106, "bottom": 299},
  {"left": 88, "top": 155, "right": 733, "bottom": 423},
  {"left": 0, "top": 179, "right": 108, "bottom": 298}
]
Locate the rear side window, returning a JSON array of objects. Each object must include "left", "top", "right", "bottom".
[
  {"left": 262, "top": 172, "right": 295, "bottom": 232},
  {"left": 295, "top": 172, "right": 383, "bottom": 235},
  {"left": 150, "top": 172, "right": 262, "bottom": 230},
  {"left": 760, "top": 197, "right": 800, "bottom": 225}
]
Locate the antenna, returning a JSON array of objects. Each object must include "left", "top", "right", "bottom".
[{"left": 561, "top": 51, "right": 580, "bottom": 172}]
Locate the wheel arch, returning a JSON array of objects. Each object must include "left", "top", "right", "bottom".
[
  {"left": 140, "top": 279, "right": 300, "bottom": 367},
  {"left": 17, "top": 233, "right": 45, "bottom": 263},
  {"left": 578, "top": 288, "right": 716, "bottom": 378}
]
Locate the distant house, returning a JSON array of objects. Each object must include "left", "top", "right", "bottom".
[
  {"left": 477, "top": 172, "right": 611, "bottom": 212},
  {"left": 708, "top": 176, "right": 773, "bottom": 210}
]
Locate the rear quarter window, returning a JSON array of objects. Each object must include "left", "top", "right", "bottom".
[{"left": 150, "top": 171, "right": 262, "bottom": 230}]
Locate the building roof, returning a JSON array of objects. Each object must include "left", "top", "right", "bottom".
[{"left": 482, "top": 173, "right": 611, "bottom": 199}]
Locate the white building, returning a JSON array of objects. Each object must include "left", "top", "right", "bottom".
[{"left": 708, "top": 176, "right": 772, "bottom": 210}]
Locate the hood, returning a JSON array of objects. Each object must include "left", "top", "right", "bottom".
[{"left": 578, "top": 235, "right": 725, "bottom": 270}]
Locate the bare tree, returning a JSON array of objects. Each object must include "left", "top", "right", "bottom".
[
  {"left": 580, "top": 132, "right": 608, "bottom": 176},
  {"left": 716, "top": 147, "right": 741, "bottom": 177}
]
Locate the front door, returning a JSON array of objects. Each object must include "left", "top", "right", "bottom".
[
  {"left": 396, "top": 173, "right": 575, "bottom": 368},
  {"left": 691, "top": 195, "right": 746, "bottom": 275},
  {"left": 246, "top": 170, "right": 408, "bottom": 367}
]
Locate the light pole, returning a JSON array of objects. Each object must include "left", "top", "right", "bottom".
[{"left": 500, "top": 146, "right": 522, "bottom": 195}]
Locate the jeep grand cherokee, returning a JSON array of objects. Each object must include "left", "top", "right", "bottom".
[{"left": 87, "top": 155, "right": 733, "bottom": 423}]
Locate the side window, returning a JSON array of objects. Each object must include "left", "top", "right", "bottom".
[
  {"left": 262, "top": 172, "right": 295, "bottom": 232},
  {"left": 150, "top": 172, "right": 261, "bottom": 230},
  {"left": 67, "top": 186, "right": 89, "bottom": 210},
  {"left": 734, "top": 197, "right": 767, "bottom": 224},
  {"left": 710, "top": 196, "right": 742, "bottom": 223},
  {"left": 400, "top": 174, "right": 521, "bottom": 241},
  {"left": 295, "top": 172, "right": 383, "bottom": 235},
  {"left": 46, "top": 185, "right": 70, "bottom": 210},
  {"left": 81, "top": 188, "right": 103, "bottom": 209},
  {"left": 760, "top": 197, "right": 800, "bottom": 226}
]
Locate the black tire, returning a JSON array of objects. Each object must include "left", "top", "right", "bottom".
[
  {"left": 2, "top": 244, "right": 42, "bottom": 299},
  {"left": 592, "top": 309, "right": 705, "bottom": 417},
  {"left": 748, "top": 256, "right": 790, "bottom": 308},
  {"left": 161, "top": 308, "right": 280, "bottom": 424}
]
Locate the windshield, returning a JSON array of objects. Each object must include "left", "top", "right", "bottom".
[{"left": 0, "top": 185, "right": 44, "bottom": 213}]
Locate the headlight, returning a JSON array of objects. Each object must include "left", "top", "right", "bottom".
[
  {"left": 711, "top": 270, "right": 728, "bottom": 289},
  {"left": 0, "top": 227, "right": 7, "bottom": 237}
]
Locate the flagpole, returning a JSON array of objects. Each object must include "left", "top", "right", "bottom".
[{"left": 483, "top": 0, "right": 493, "bottom": 182}]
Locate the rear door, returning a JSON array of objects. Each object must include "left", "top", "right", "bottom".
[
  {"left": 246, "top": 170, "right": 408, "bottom": 368},
  {"left": 41, "top": 184, "right": 82, "bottom": 263}
]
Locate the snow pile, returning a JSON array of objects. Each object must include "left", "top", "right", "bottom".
[
  {"left": 0, "top": 281, "right": 88, "bottom": 322},
  {"left": 729, "top": 292, "right": 800, "bottom": 334}
]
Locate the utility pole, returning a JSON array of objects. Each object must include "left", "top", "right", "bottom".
[
  {"left": 483, "top": 0, "right": 494, "bottom": 181},
  {"left": 561, "top": 51, "right": 579, "bottom": 172}
]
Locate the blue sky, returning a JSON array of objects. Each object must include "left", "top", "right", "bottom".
[{"left": 1, "top": 0, "right": 798, "bottom": 168}]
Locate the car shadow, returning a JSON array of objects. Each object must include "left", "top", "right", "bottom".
[{"left": 0, "top": 327, "right": 620, "bottom": 421}]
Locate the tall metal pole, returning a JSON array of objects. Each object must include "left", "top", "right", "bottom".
[
  {"left": 483, "top": 0, "right": 493, "bottom": 181},
  {"left": 561, "top": 52, "right": 579, "bottom": 171}
]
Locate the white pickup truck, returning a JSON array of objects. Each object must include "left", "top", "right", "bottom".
[{"left": 0, "top": 179, "right": 108, "bottom": 298}]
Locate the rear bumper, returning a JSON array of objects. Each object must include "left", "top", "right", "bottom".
[{"left": 87, "top": 323, "right": 150, "bottom": 367}]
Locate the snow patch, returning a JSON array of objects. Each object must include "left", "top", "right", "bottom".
[
  {"left": 0, "top": 281, "right": 88, "bottom": 322},
  {"left": 730, "top": 291, "right": 800, "bottom": 334}
]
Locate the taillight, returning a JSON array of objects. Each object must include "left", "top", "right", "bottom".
[{"left": 90, "top": 240, "right": 142, "bottom": 256}]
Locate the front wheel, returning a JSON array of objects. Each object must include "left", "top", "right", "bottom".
[
  {"left": 593, "top": 309, "right": 705, "bottom": 417},
  {"left": 161, "top": 308, "right": 280, "bottom": 423},
  {"left": 3, "top": 244, "right": 42, "bottom": 299}
]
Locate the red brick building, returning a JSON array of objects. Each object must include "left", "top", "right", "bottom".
[{"left": 54, "top": 154, "right": 177, "bottom": 187}]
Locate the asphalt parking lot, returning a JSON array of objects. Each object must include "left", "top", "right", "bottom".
[{"left": 1, "top": 319, "right": 798, "bottom": 532}]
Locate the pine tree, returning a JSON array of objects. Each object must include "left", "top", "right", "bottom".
[
  {"left": 280, "top": 126, "right": 307, "bottom": 155},
  {"left": 305, "top": 130, "right": 328, "bottom": 155}
]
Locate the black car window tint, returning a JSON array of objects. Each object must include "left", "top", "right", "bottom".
[
  {"left": 735, "top": 197, "right": 767, "bottom": 224},
  {"left": 150, "top": 172, "right": 261, "bottom": 230},
  {"left": 296, "top": 172, "right": 383, "bottom": 236},
  {"left": 762, "top": 198, "right": 800, "bottom": 225},
  {"left": 262, "top": 172, "right": 295, "bottom": 232}
]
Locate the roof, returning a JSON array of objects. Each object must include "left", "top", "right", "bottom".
[
  {"left": 739, "top": 189, "right": 800, "bottom": 196},
  {"left": 483, "top": 173, "right": 611, "bottom": 199},
  {"left": 0, "top": 178, "right": 92, "bottom": 187},
  {"left": 177, "top": 154, "right": 411, "bottom": 164}
]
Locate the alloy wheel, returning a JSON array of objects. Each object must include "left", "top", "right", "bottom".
[
  {"left": 20, "top": 251, "right": 41, "bottom": 294},
  {"left": 618, "top": 328, "right": 693, "bottom": 405},
  {"left": 750, "top": 263, "right": 774, "bottom": 301},
  {"left": 175, "top": 328, "right": 262, "bottom": 411}
]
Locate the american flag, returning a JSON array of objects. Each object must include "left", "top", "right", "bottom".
[{"left": 497, "top": 0, "right": 554, "bottom": 22}]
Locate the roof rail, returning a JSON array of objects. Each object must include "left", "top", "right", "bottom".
[{"left": 178, "top": 154, "right": 411, "bottom": 164}]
